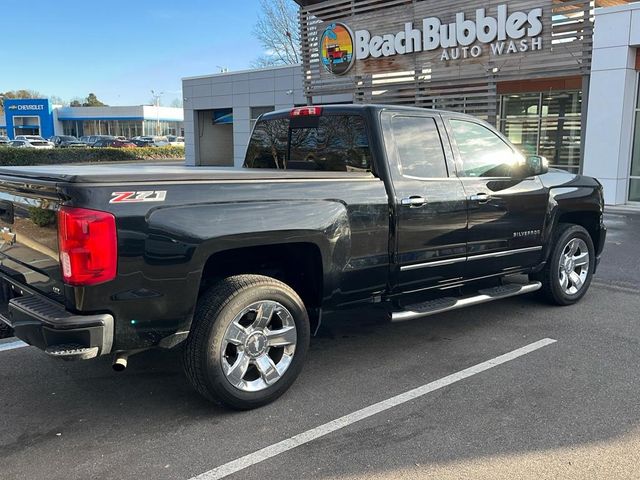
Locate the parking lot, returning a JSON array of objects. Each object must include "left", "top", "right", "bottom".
[{"left": 1, "top": 210, "right": 639, "bottom": 480}]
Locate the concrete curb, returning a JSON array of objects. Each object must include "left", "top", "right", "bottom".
[{"left": 605, "top": 206, "right": 640, "bottom": 215}]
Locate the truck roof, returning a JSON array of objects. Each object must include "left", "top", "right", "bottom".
[{"left": 261, "top": 104, "right": 480, "bottom": 121}]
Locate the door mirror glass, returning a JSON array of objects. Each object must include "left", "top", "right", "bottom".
[{"left": 524, "top": 155, "right": 549, "bottom": 176}]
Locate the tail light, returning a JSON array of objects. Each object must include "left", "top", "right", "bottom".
[
  {"left": 290, "top": 106, "right": 322, "bottom": 117},
  {"left": 57, "top": 206, "right": 117, "bottom": 286}
]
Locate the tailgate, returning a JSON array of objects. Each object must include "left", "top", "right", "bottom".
[{"left": 0, "top": 179, "right": 64, "bottom": 303}]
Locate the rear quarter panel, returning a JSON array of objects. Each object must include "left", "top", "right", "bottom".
[{"left": 65, "top": 177, "right": 389, "bottom": 350}]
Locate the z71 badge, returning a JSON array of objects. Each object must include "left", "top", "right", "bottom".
[{"left": 110, "top": 191, "right": 167, "bottom": 204}]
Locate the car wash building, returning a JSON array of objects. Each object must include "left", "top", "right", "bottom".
[{"left": 183, "top": 0, "right": 640, "bottom": 205}]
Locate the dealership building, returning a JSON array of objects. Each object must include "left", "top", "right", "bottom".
[{"left": 0, "top": 99, "right": 184, "bottom": 140}]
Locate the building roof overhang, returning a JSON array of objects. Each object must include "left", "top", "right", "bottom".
[{"left": 293, "top": 0, "right": 632, "bottom": 8}]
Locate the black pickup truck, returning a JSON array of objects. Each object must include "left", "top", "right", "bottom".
[{"left": 0, "top": 105, "right": 605, "bottom": 409}]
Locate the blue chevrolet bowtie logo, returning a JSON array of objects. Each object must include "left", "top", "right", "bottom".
[{"left": 8, "top": 105, "right": 17, "bottom": 110}]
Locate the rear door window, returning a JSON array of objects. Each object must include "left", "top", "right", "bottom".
[
  {"left": 389, "top": 116, "right": 448, "bottom": 179},
  {"left": 244, "top": 114, "right": 372, "bottom": 172}
]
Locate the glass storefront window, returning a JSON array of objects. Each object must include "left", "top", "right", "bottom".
[
  {"left": 501, "top": 94, "right": 540, "bottom": 118},
  {"left": 630, "top": 75, "right": 640, "bottom": 202},
  {"left": 499, "top": 119, "right": 539, "bottom": 156},
  {"left": 539, "top": 117, "right": 582, "bottom": 170},
  {"left": 61, "top": 119, "right": 182, "bottom": 138},
  {"left": 630, "top": 110, "right": 640, "bottom": 179},
  {"left": 541, "top": 91, "right": 581, "bottom": 117},
  {"left": 499, "top": 90, "right": 582, "bottom": 173},
  {"left": 629, "top": 179, "right": 640, "bottom": 202}
]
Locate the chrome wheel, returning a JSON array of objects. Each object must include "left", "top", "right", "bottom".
[
  {"left": 558, "top": 238, "right": 590, "bottom": 295},
  {"left": 221, "top": 300, "right": 297, "bottom": 392}
]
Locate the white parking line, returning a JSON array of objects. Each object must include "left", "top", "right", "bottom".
[
  {"left": 0, "top": 340, "right": 28, "bottom": 352},
  {"left": 190, "top": 337, "right": 557, "bottom": 480}
]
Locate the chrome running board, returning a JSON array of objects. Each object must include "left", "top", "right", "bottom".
[{"left": 391, "top": 281, "right": 542, "bottom": 323}]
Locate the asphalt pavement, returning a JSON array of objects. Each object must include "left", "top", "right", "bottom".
[{"left": 1, "top": 211, "right": 639, "bottom": 480}]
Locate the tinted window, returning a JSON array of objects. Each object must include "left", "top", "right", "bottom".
[
  {"left": 244, "top": 118, "right": 289, "bottom": 169},
  {"left": 391, "top": 116, "right": 448, "bottom": 178},
  {"left": 450, "top": 120, "right": 516, "bottom": 177},
  {"left": 244, "top": 115, "right": 372, "bottom": 172}
]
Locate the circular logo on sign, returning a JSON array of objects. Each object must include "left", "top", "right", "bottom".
[{"left": 320, "top": 23, "right": 355, "bottom": 75}]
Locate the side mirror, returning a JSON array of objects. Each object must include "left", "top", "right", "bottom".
[{"left": 524, "top": 155, "right": 549, "bottom": 176}]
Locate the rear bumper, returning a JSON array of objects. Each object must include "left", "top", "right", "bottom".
[{"left": 0, "top": 276, "right": 113, "bottom": 359}]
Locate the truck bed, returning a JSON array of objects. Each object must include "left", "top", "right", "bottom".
[{"left": 0, "top": 164, "right": 375, "bottom": 184}]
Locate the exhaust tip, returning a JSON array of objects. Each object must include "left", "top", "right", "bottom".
[{"left": 112, "top": 354, "right": 128, "bottom": 372}]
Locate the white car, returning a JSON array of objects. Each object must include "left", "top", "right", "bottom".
[
  {"left": 136, "top": 136, "right": 170, "bottom": 147},
  {"left": 15, "top": 135, "right": 55, "bottom": 148},
  {"left": 166, "top": 135, "right": 184, "bottom": 146},
  {"left": 9, "top": 139, "right": 54, "bottom": 149}
]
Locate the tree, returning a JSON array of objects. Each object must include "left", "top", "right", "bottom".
[
  {"left": 252, "top": 0, "right": 301, "bottom": 67},
  {"left": 49, "top": 95, "right": 66, "bottom": 106},
  {"left": 70, "top": 98, "right": 83, "bottom": 107},
  {"left": 83, "top": 93, "right": 107, "bottom": 107},
  {"left": 0, "top": 89, "right": 43, "bottom": 111},
  {"left": 169, "top": 98, "right": 183, "bottom": 108}
]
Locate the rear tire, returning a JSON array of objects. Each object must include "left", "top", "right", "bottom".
[
  {"left": 183, "top": 274, "right": 310, "bottom": 410},
  {"left": 534, "top": 223, "right": 595, "bottom": 306}
]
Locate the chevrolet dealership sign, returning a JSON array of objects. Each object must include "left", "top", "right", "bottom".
[
  {"left": 7, "top": 104, "right": 45, "bottom": 111},
  {"left": 320, "top": 4, "right": 545, "bottom": 74}
]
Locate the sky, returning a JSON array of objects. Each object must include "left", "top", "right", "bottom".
[{"left": 0, "top": 0, "right": 267, "bottom": 106}]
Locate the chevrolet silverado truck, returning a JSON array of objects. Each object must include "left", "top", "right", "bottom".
[{"left": 0, "top": 105, "right": 606, "bottom": 409}]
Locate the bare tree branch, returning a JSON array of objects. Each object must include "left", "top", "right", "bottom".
[{"left": 252, "top": 0, "right": 301, "bottom": 67}]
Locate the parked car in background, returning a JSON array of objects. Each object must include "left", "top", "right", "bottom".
[
  {"left": 9, "top": 139, "right": 54, "bottom": 149},
  {"left": 15, "top": 135, "right": 54, "bottom": 147},
  {"left": 49, "top": 135, "right": 87, "bottom": 148},
  {"left": 134, "top": 136, "right": 170, "bottom": 147},
  {"left": 8, "top": 140, "right": 34, "bottom": 148},
  {"left": 0, "top": 136, "right": 9, "bottom": 146},
  {"left": 80, "top": 135, "right": 116, "bottom": 146},
  {"left": 129, "top": 138, "right": 154, "bottom": 147},
  {"left": 166, "top": 135, "right": 185, "bottom": 146},
  {"left": 92, "top": 138, "right": 136, "bottom": 148}
]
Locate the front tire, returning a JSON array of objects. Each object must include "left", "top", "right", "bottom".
[
  {"left": 183, "top": 275, "right": 310, "bottom": 410},
  {"left": 535, "top": 223, "right": 595, "bottom": 306}
]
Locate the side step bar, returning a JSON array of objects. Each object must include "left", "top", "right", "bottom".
[{"left": 391, "top": 281, "right": 542, "bottom": 323}]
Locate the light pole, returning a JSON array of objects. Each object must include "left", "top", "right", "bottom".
[{"left": 150, "top": 90, "right": 164, "bottom": 136}]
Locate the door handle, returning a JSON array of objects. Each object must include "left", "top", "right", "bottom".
[
  {"left": 401, "top": 196, "right": 427, "bottom": 208},
  {"left": 470, "top": 193, "right": 491, "bottom": 204}
]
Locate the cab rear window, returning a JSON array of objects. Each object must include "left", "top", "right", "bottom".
[{"left": 244, "top": 114, "right": 372, "bottom": 172}]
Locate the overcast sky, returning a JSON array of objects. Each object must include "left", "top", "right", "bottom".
[{"left": 0, "top": 0, "right": 268, "bottom": 106}]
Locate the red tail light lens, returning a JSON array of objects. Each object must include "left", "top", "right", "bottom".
[
  {"left": 290, "top": 106, "right": 322, "bottom": 117},
  {"left": 57, "top": 206, "right": 117, "bottom": 286}
]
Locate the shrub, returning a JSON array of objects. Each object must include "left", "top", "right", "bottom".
[
  {"left": 0, "top": 146, "right": 185, "bottom": 166},
  {"left": 28, "top": 207, "right": 56, "bottom": 227}
]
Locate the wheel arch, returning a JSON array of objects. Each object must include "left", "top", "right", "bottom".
[
  {"left": 542, "top": 187, "right": 604, "bottom": 263},
  {"left": 198, "top": 241, "right": 326, "bottom": 333}
]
